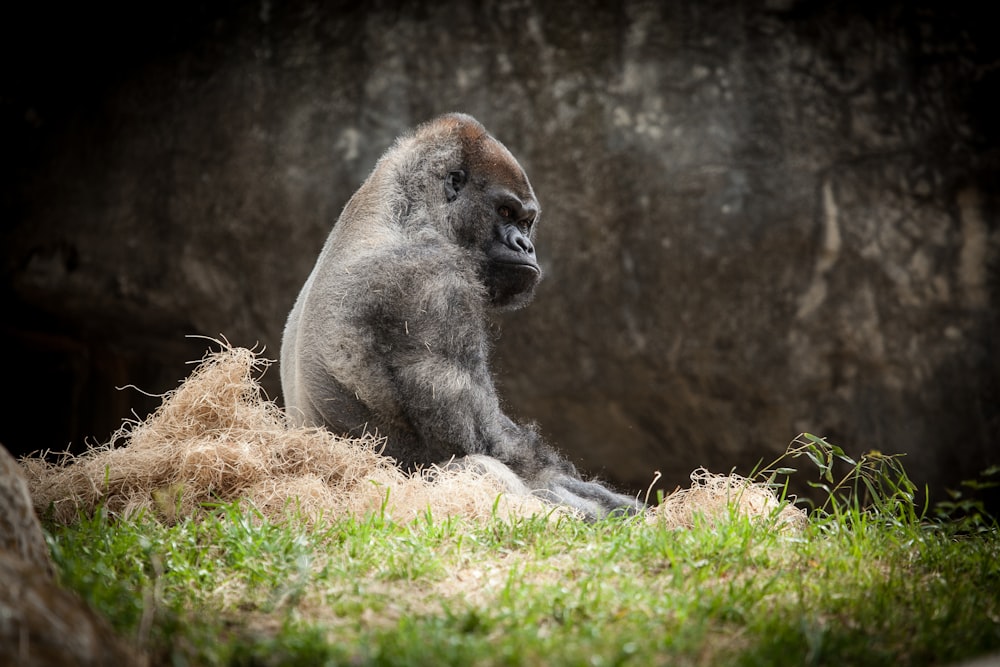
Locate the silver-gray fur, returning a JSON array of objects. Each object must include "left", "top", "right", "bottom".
[{"left": 280, "top": 113, "right": 640, "bottom": 520}]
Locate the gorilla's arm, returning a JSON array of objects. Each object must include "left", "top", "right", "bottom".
[{"left": 378, "top": 260, "right": 641, "bottom": 520}]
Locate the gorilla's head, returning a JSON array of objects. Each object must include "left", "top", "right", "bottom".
[{"left": 436, "top": 114, "right": 542, "bottom": 311}]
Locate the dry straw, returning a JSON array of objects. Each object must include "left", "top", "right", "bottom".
[
  {"left": 21, "top": 343, "right": 804, "bottom": 530},
  {"left": 648, "top": 468, "right": 808, "bottom": 531}
]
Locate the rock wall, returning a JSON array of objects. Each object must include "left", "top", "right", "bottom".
[{"left": 2, "top": 0, "right": 997, "bottom": 500}]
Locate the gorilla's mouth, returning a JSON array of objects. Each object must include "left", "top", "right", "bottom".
[
  {"left": 487, "top": 260, "right": 541, "bottom": 301},
  {"left": 495, "top": 262, "right": 541, "bottom": 288},
  {"left": 495, "top": 260, "right": 540, "bottom": 273}
]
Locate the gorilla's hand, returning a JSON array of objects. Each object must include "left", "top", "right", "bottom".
[
  {"left": 537, "top": 473, "right": 644, "bottom": 521},
  {"left": 449, "top": 455, "right": 644, "bottom": 522}
]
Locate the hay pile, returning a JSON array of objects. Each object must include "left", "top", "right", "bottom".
[
  {"left": 650, "top": 468, "right": 807, "bottom": 531},
  {"left": 22, "top": 345, "right": 549, "bottom": 525},
  {"left": 21, "top": 344, "right": 804, "bottom": 530}
]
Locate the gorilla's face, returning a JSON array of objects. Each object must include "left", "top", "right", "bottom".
[
  {"left": 481, "top": 186, "right": 541, "bottom": 309},
  {"left": 444, "top": 143, "right": 542, "bottom": 311}
]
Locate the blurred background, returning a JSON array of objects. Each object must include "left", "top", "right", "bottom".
[{"left": 2, "top": 0, "right": 997, "bottom": 507}]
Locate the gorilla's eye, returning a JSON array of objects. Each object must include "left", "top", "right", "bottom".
[{"left": 498, "top": 205, "right": 512, "bottom": 218}]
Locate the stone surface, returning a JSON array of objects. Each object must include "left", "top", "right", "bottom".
[
  {"left": 0, "top": 445, "right": 142, "bottom": 665},
  {"left": 2, "top": 1, "right": 997, "bottom": 501},
  {"left": 0, "top": 445, "right": 54, "bottom": 578}
]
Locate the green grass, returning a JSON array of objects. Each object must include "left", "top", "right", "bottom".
[{"left": 44, "top": 437, "right": 1000, "bottom": 666}]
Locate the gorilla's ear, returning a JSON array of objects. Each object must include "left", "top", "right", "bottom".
[{"left": 444, "top": 169, "right": 467, "bottom": 202}]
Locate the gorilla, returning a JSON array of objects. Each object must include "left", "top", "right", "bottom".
[{"left": 280, "top": 113, "right": 640, "bottom": 520}]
